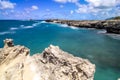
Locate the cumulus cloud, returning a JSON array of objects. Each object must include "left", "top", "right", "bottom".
[
  {"left": 76, "top": 5, "right": 89, "bottom": 13},
  {"left": 85, "top": 0, "right": 116, "bottom": 8},
  {"left": 54, "top": 0, "right": 67, "bottom": 3},
  {"left": 74, "top": 0, "right": 120, "bottom": 19},
  {"left": 31, "top": 5, "right": 39, "bottom": 10},
  {"left": 54, "top": 0, "right": 78, "bottom": 3},
  {"left": 76, "top": 0, "right": 120, "bottom": 14},
  {"left": 0, "top": 0, "right": 16, "bottom": 9},
  {"left": 15, "top": 5, "right": 39, "bottom": 18},
  {"left": 24, "top": 5, "right": 39, "bottom": 14}
]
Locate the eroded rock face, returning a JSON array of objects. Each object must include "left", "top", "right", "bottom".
[
  {"left": 46, "top": 19, "right": 120, "bottom": 34},
  {"left": 4, "top": 39, "right": 14, "bottom": 48},
  {"left": 0, "top": 39, "right": 95, "bottom": 80}
]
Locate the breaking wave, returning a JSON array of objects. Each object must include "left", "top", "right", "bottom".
[
  {"left": 97, "top": 30, "right": 106, "bottom": 34},
  {"left": 60, "top": 24, "right": 68, "bottom": 27},
  {"left": 40, "top": 21, "right": 46, "bottom": 23},
  {"left": 69, "top": 26, "right": 79, "bottom": 30},
  {"left": 59, "top": 24, "right": 79, "bottom": 30},
  {"left": 0, "top": 31, "right": 15, "bottom": 35},
  {"left": 21, "top": 26, "right": 34, "bottom": 29},
  {"left": 10, "top": 27, "right": 19, "bottom": 30},
  {"left": 106, "top": 34, "right": 120, "bottom": 40},
  {"left": 0, "top": 21, "right": 42, "bottom": 36}
]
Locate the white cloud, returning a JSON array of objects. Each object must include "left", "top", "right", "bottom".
[
  {"left": 24, "top": 5, "right": 39, "bottom": 14},
  {"left": 74, "top": 0, "right": 120, "bottom": 19},
  {"left": 54, "top": 0, "right": 78, "bottom": 3},
  {"left": 70, "top": 10, "right": 74, "bottom": 14},
  {"left": 0, "top": 0, "right": 16, "bottom": 9},
  {"left": 76, "top": 0, "right": 120, "bottom": 14},
  {"left": 54, "top": 0, "right": 119, "bottom": 19},
  {"left": 116, "top": 0, "right": 120, "bottom": 5},
  {"left": 76, "top": 5, "right": 89, "bottom": 13},
  {"left": 31, "top": 5, "right": 39, "bottom": 10},
  {"left": 54, "top": 0, "right": 67, "bottom": 3},
  {"left": 85, "top": 0, "right": 116, "bottom": 8}
]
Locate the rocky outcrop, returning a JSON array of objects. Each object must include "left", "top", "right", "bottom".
[
  {"left": 105, "top": 20, "right": 120, "bottom": 34},
  {"left": 46, "top": 19, "right": 120, "bottom": 34},
  {"left": 0, "top": 39, "right": 30, "bottom": 80},
  {"left": 0, "top": 39, "right": 95, "bottom": 80}
]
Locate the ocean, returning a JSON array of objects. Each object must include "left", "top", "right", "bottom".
[{"left": 0, "top": 20, "right": 120, "bottom": 80}]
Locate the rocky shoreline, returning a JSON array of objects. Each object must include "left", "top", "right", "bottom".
[
  {"left": 0, "top": 39, "right": 95, "bottom": 80},
  {"left": 46, "top": 19, "right": 120, "bottom": 34}
]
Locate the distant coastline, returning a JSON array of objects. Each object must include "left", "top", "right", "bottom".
[{"left": 46, "top": 19, "right": 120, "bottom": 34}]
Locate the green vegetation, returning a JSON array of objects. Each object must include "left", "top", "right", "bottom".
[{"left": 107, "top": 16, "right": 120, "bottom": 20}]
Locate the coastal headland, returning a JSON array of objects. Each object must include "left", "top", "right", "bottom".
[
  {"left": 0, "top": 39, "right": 95, "bottom": 80},
  {"left": 46, "top": 19, "right": 120, "bottom": 34}
]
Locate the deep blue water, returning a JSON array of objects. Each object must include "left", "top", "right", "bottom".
[{"left": 0, "top": 20, "right": 120, "bottom": 80}]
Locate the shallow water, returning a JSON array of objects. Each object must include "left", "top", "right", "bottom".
[{"left": 0, "top": 20, "right": 120, "bottom": 80}]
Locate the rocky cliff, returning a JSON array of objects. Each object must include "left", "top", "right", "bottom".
[
  {"left": 0, "top": 39, "right": 95, "bottom": 80},
  {"left": 46, "top": 19, "right": 120, "bottom": 34}
]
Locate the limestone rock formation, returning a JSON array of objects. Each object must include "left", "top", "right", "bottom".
[
  {"left": 105, "top": 20, "right": 120, "bottom": 34},
  {"left": 46, "top": 19, "right": 120, "bottom": 34},
  {"left": 0, "top": 39, "right": 95, "bottom": 80}
]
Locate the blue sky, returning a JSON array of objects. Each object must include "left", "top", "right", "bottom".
[{"left": 0, "top": 0, "right": 120, "bottom": 20}]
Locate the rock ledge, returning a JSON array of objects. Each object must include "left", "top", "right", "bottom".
[{"left": 0, "top": 39, "right": 95, "bottom": 80}]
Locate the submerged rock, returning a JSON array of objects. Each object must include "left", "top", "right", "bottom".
[{"left": 0, "top": 39, "right": 95, "bottom": 80}]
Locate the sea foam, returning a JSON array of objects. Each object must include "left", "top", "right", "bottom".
[
  {"left": 21, "top": 26, "right": 34, "bottom": 29},
  {"left": 0, "top": 31, "right": 15, "bottom": 35},
  {"left": 106, "top": 34, "right": 120, "bottom": 40},
  {"left": 40, "top": 21, "right": 46, "bottom": 23},
  {"left": 10, "top": 27, "right": 19, "bottom": 30},
  {"left": 60, "top": 24, "right": 79, "bottom": 30},
  {"left": 97, "top": 30, "right": 106, "bottom": 34},
  {"left": 69, "top": 26, "right": 79, "bottom": 30},
  {"left": 32, "top": 22, "right": 41, "bottom": 27},
  {"left": 20, "top": 21, "right": 41, "bottom": 29},
  {"left": 61, "top": 24, "right": 68, "bottom": 27}
]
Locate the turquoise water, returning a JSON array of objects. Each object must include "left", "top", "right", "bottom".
[{"left": 0, "top": 20, "right": 120, "bottom": 80}]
